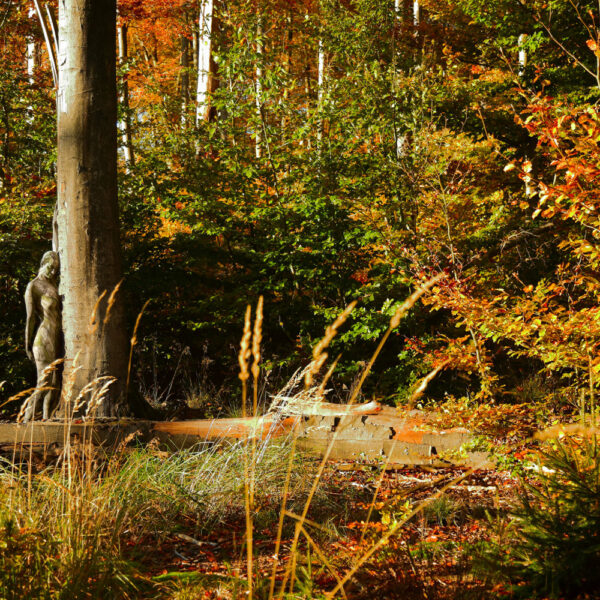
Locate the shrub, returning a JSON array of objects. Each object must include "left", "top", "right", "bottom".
[{"left": 477, "top": 434, "right": 600, "bottom": 598}]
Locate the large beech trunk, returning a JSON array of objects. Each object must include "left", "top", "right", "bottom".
[{"left": 56, "top": 0, "right": 128, "bottom": 417}]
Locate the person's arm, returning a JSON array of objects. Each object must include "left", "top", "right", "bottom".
[{"left": 24, "top": 282, "right": 36, "bottom": 362}]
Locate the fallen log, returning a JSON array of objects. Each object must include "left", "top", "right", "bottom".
[
  {"left": 295, "top": 406, "right": 483, "bottom": 467},
  {"left": 153, "top": 415, "right": 298, "bottom": 440},
  {"left": 272, "top": 399, "right": 382, "bottom": 417},
  {"left": 0, "top": 403, "right": 489, "bottom": 467}
]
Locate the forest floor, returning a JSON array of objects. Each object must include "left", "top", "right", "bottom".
[
  {"left": 0, "top": 399, "right": 567, "bottom": 599},
  {"left": 139, "top": 461, "right": 516, "bottom": 599}
]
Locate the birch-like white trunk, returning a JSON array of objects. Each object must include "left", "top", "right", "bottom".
[
  {"left": 32, "top": 0, "right": 57, "bottom": 86},
  {"left": 255, "top": 12, "right": 263, "bottom": 159},
  {"left": 518, "top": 33, "right": 528, "bottom": 76},
  {"left": 196, "top": 0, "right": 214, "bottom": 126},
  {"left": 316, "top": 38, "right": 325, "bottom": 148},
  {"left": 118, "top": 24, "right": 134, "bottom": 171},
  {"left": 27, "top": 7, "right": 36, "bottom": 84}
]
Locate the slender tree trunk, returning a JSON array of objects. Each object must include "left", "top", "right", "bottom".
[
  {"left": 280, "top": 11, "right": 292, "bottom": 139},
  {"left": 118, "top": 24, "right": 134, "bottom": 171},
  {"left": 26, "top": 7, "right": 37, "bottom": 85},
  {"left": 316, "top": 37, "right": 325, "bottom": 150},
  {"left": 196, "top": 0, "right": 216, "bottom": 125},
  {"left": 518, "top": 33, "right": 528, "bottom": 76},
  {"left": 33, "top": 0, "right": 57, "bottom": 86},
  {"left": 56, "top": 0, "right": 128, "bottom": 417},
  {"left": 303, "top": 44, "right": 311, "bottom": 149},
  {"left": 255, "top": 10, "right": 263, "bottom": 158},
  {"left": 180, "top": 34, "right": 190, "bottom": 123},
  {"left": 192, "top": 27, "right": 198, "bottom": 72}
]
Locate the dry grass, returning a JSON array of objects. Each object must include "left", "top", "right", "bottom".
[{"left": 3, "top": 275, "right": 498, "bottom": 600}]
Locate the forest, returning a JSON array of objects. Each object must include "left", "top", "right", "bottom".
[{"left": 0, "top": 0, "right": 599, "bottom": 598}]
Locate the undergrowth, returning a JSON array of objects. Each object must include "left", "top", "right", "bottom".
[
  {"left": 0, "top": 438, "right": 319, "bottom": 599},
  {"left": 476, "top": 434, "right": 600, "bottom": 599}
]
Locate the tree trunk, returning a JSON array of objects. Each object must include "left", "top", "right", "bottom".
[
  {"left": 56, "top": 0, "right": 129, "bottom": 417},
  {"left": 316, "top": 37, "right": 325, "bottom": 150},
  {"left": 192, "top": 27, "right": 198, "bottom": 72},
  {"left": 26, "top": 7, "right": 37, "bottom": 85},
  {"left": 280, "top": 11, "right": 293, "bottom": 140},
  {"left": 180, "top": 34, "right": 190, "bottom": 123},
  {"left": 518, "top": 33, "right": 528, "bottom": 76},
  {"left": 255, "top": 10, "right": 263, "bottom": 158},
  {"left": 196, "top": 0, "right": 217, "bottom": 125},
  {"left": 118, "top": 24, "right": 134, "bottom": 171}
]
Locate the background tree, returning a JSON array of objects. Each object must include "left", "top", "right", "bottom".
[{"left": 2, "top": 0, "right": 600, "bottom": 413}]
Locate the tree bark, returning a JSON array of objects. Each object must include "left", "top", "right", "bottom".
[
  {"left": 118, "top": 24, "right": 134, "bottom": 171},
  {"left": 255, "top": 9, "right": 263, "bottom": 158},
  {"left": 26, "top": 7, "right": 37, "bottom": 85},
  {"left": 196, "top": 0, "right": 217, "bottom": 125},
  {"left": 518, "top": 33, "right": 528, "bottom": 76},
  {"left": 180, "top": 33, "right": 190, "bottom": 123},
  {"left": 316, "top": 37, "right": 325, "bottom": 150},
  {"left": 56, "top": 0, "right": 128, "bottom": 417}
]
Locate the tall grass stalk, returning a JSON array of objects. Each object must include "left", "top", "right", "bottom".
[
  {"left": 277, "top": 274, "right": 445, "bottom": 596},
  {"left": 238, "top": 304, "right": 254, "bottom": 599},
  {"left": 0, "top": 428, "right": 311, "bottom": 599},
  {"left": 126, "top": 299, "right": 151, "bottom": 402}
]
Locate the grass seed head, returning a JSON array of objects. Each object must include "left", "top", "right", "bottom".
[
  {"left": 103, "top": 280, "right": 123, "bottom": 326},
  {"left": 251, "top": 296, "right": 264, "bottom": 381},
  {"left": 305, "top": 300, "right": 356, "bottom": 388},
  {"left": 88, "top": 290, "right": 108, "bottom": 335},
  {"left": 239, "top": 305, "right": 252, "bottom": 383}
]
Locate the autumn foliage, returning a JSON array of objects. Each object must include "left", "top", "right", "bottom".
[{"left": 0, "top": 0, "right": 599, "bottom": 412}]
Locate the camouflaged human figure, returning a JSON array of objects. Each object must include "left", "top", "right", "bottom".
[{"left": 23, "top": 251, "right": 61, "bottom": 421}]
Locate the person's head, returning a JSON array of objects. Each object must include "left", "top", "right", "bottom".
[{"left": 38, "top": 251, "right": 59, "bottom": 281}]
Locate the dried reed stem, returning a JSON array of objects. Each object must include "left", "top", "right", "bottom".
[
  {"left": 407, "top": 358, "right": 451, "bottom": 407},
  {"left": 249, "top": 296, "right": 264, "bottom": 557},
  {"left": 251, "top": 296, "right": 264, "bottom": 417},
  {"left": 126, "top": 299, "right": 151, "bottom": 401},
  {"left": 348, "top": 274, "right": 444, "bottom": 407},
  {"left": 88, "top": 290, "right": 107, "bottom": 336},
  {"left": 267, "top": 422, "right": 300, "bottom": 600},
  {"left": 305, "top": 300, "right": 356, "bottom": 389},
  {"left": 280, "top": 274, "right": 444, "bottom": 595},
  {"left": 103, "top": 279, "right": 123, "bottom": 326},
  {"left": 300, "top": 524, "right": 348, "bottom": 600},
  {"left": 318, "top": 353, "right": 342, "bottom": 398},
  {"left": 239, "top": 306, "right": 252, "bottom": 390},
  {"left": 326, "top": 467, "right": 476, "bottom": 598},
  {"left": 238, "top": 304, "right": 254, "bottom": 599}
]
